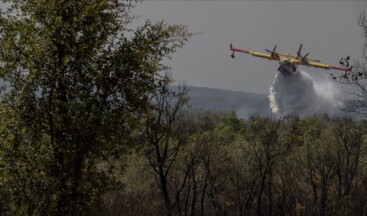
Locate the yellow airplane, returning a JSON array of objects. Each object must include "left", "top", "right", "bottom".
[{"left": 230, "top": 44, "right": 351, "bottom": 75}]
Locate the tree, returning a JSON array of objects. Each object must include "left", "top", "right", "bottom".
[
  {"left": 336, "top": 12, "right": 367, "bottom": 117},
  {"left": 332, "top": 119, "right": 363, "bottom": 214},
  {"left": 0, "top": 0, "right": 191, "bottom": 214},
  {"left": 144, "top": 77, "right": 189, "bottom": 216}
]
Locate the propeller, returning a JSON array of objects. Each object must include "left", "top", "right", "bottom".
[
  {"left": 300, "top": 52, "right": 310, "bottom": 64},
  {"left": 265, "top": 45, "right": 277, "bottom": 58}
]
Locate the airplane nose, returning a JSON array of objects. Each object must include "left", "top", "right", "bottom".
[{"left": 277, "top": 62, "right": 295, "bottom": 75}]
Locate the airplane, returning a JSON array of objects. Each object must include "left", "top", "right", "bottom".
[{"left": 230, "top": 43, "right": 352, "bottom": 75}]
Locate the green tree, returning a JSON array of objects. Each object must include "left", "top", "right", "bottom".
[{"left": 0, "top": 0, "right": 191, "bottom": 214}]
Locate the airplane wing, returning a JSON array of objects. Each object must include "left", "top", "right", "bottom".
[
  {"left": 296, "top": 59, "right": 351, "bottom": 71},
  {"left": 230, "top": 44, "right": 287, "bottom": 61},
  {"left": 277, "top": 53, "right": 297, "bottom": 58},
  {"left": 230, "top": 44, "right": 351, "bottom": 72},
  {"left": 277, "top": 53, "right": 321, "bottom": 62},
  {"left": 304, "top": 60, "right": 331, "bottom": 70}
]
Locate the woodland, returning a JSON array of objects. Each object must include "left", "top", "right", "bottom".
[{"left": 0, "top": 1, "right": 367, "bottom": 216}]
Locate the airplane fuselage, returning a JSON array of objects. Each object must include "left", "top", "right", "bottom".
[{"left": 278, "top": 60, "right": 297, "bottom": 75}]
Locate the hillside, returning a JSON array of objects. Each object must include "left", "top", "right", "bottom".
[{"left": 174, "top": 86, "right": 270, "bottom": 118}]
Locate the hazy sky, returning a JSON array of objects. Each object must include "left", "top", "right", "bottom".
[
  {"left": 0, "top": 1, "right": 366, "bottom": 94},
  {"left": 133, "top": 1, "right": 367, "bottom": 94}
]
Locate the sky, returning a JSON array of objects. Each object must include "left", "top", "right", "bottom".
[
  {"left": 0, "top": 1, "right": 366, "bottom": 95},
  {"left": 133, "top": 1, "right": 367, "bottom": 94}
]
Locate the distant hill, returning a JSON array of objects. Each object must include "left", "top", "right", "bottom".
[
  {"left": 172, "top": 86, "right": 270, "bottom": 118},
  {"left": 172, "top": 86, "right": 360, "bottom": 119}
]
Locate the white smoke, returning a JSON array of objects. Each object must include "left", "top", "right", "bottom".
[{"left": 269, "top": 70, "right": 342, "bottom": 117}]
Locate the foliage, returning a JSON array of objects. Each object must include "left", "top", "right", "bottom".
[
  {"left": 109, "top": 113, "right": 367, "bottom": 216},
  {"left": 0, "top": 0, "right": 191, "bottom": 214},
  {"left": 335, "top": 12, "right": 367, "bottom": 117}
]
